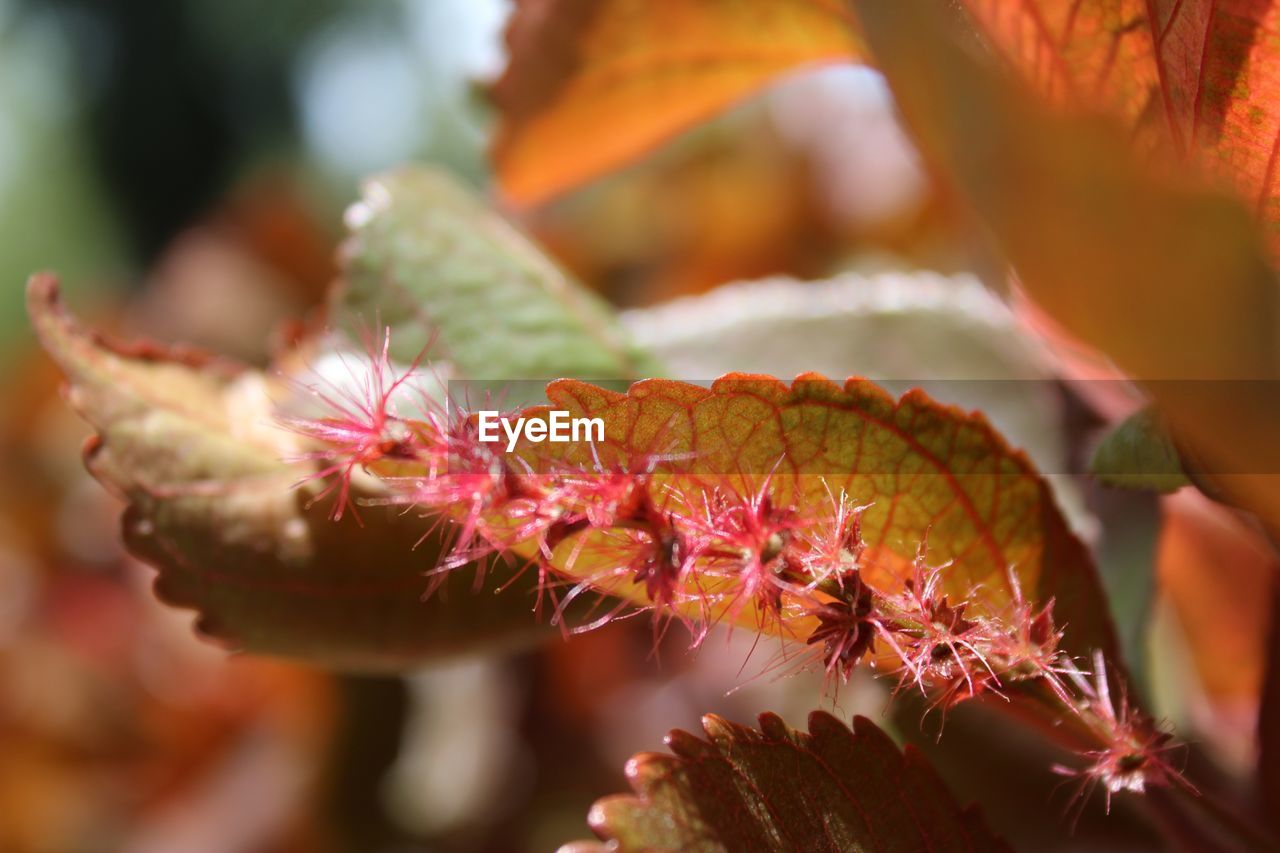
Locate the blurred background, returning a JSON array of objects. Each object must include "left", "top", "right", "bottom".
[{"left": 0, "top": 1, "right": 1272, "bottom": 850}]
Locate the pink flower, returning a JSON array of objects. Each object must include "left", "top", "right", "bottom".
[
  {"left": 681, "top": 477, "right": 803, "bottom": 626},
  {"left": 1053, "top": 652, "right": 1193, "bottom": 815},
  {"left": 283, "top": 330, "right": 439, "bottom": 520},
  {"left": 804, "top": 574, "right": 878, "bottom": 683}
]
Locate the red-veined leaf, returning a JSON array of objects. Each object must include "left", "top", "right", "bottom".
[
  {"left": 964, "top": 1, "right": 1280, "bottom": 252},
  {"left": 856, "top": 0, "right": 1280, "bottom": 538},
  {"left": 524, "top": 374, "right": 1116, "bottom": 658},
  {"left": 574, "top": 711, "right": 1008, "bottom": 852},
  {"left": 494, "top": 0, "right": 1280, "bottom": 257}
]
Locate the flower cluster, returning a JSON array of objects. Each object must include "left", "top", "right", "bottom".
[{"left": 282, "top": 335, "right": 1189, "bottom": 813}]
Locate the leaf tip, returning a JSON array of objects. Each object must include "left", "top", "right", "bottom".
[
  {"left": 700, "top": 713, "right": 737, "bottom": 742},
  {"left": 25, "top": 272, "right": 72, "bottom": 352},
  {"left": 756, "top": 711, "right": 790, "bottom": 740},
  {"left": 806, "top": 709, "right": 845, "bottom": 736},
  {"left": 25, "top": 269, "right": 60, "bottom": 305}
]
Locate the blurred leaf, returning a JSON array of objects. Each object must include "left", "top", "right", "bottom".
[
  {"left": 491, "top": 0, "right": 1280, "bottom": 280},
  {"left": 960, "top": 1, "right": 1161, "bottom": 120},
  {"left": 492, "top": 0, "right": 1280, "bottom": 263},
  {"left": 492, "top": 0, "right": 863, "bottom": 206},
  {"left": 1091, "top": 407, "right": 1191, "bottom": 493},
  {"left": 575, "top": 711, "right": 1008, "bottom": 852},
  {"left": 531, "top": 374, "right": 1117, "bottom": 658},
  {"left": 857, "top": 0, "right": 1280, "bottom": 537},
  {"left": 964, "top": 1, "right": 1280, "bottom": 256},
  {"left": 623, "top": 272, "right": 1077, "bottom": 487},
  {"left": 1260, "top": 578, "right": 1280, "bottom": 838},
  {"left": 1159, "top": 490, "right": 1275, "bottom": 702},
  {"left": 889, "top": 696, "right": 1163, "bottom": 848},
  {"left": 336, "top": 167, "right": 659, "bottom": 380},
  {"left": 1089, "top": 487, "right": 1161, "bottom": 693},
  {"left": 26, "top": 274, "right": 558, "bottom": 671}
]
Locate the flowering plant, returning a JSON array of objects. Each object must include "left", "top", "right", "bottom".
[{"left": 28, "top": 0, "right": 1280, "bottom": 847}]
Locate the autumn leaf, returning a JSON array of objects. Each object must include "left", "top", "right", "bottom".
[
  {"left": 622, "top": 272, "right": 1079, "bottom": 494},
  {"left": 493, "top": 0, "right": 1280, "bottom": 258},
  {"left": 856, "top": 0, "right": 1280, "bottom": 538},
  {"left": 25, "top": 274, "right": 564, "bottom": 670},
  {"left": 575, "top": 711, "right": 1008, "bottom": 852},
  {"left": 959, "top": 1, "right": 1159, "bottom": 122},
  {"left": 1159, "top": 490, "right": 1276, "bottom": 702},
  {"left": 522, "top": 374, "right": 1116, "bottom": 658},
  {"left": 336, "top": 166, "right": 658, "bottom": 380},
  {"left": 963, "top": 1, "right": 1280, "bottom": 253},
  {"left": 491, "top": 0, "right": 863, "bottom": 206}
]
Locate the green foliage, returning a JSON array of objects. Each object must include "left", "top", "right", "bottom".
[
  {"left": 336, "top": 167, "right": 660, "bottom": 381},
  {"left": 1091, "top": 408, "right": 1191, "bottom": 494}
]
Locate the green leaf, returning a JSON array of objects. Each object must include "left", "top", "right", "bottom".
[
  {"left": 575, "top": 711, "right": 1008, "bottom": 852},
  {"left": 1090, "top": 407, "right": 1191, "bottom": 494},
  {"left": 26, "top": 274, "right": 556, "bottom": 671},
  {"left": 335, "top": 166, "right": 660, "bottom": 382},
  {"left": 26, "top": 166, "right": 665, "bottom": 668}
]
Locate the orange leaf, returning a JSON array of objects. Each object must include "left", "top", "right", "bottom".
[
  {"left": 965, "top": 1, "right": 1280, "bottom": 251},
  {"left": 962, "top": 2, "right": 1160, "bottom": 122},
  {"left": 494, "top": 0, "right": 1280, "bottom": 255},
  {"left": 530, "top": 374, "right": 1115, "bottom": 658},
  {"left": 1158, "top": 489, "right": 1274, "bottom": 701},
  {"left": 491, "top": 0, "right": 863, "bottom": 206},
  {"left": 858, "top": 0, "right": 1280, "bottom": 538}
]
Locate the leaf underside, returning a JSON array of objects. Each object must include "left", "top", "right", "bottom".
[
  {"left": 27, "top": 274, "right": 560, "bottom": 670},
  {"left": 581, "top": 711, "right": 1009, "bottom": 852}
]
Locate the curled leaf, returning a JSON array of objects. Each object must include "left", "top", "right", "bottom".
[{"left": 26, "top": 274, "right": 557, "bottom": 670}]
